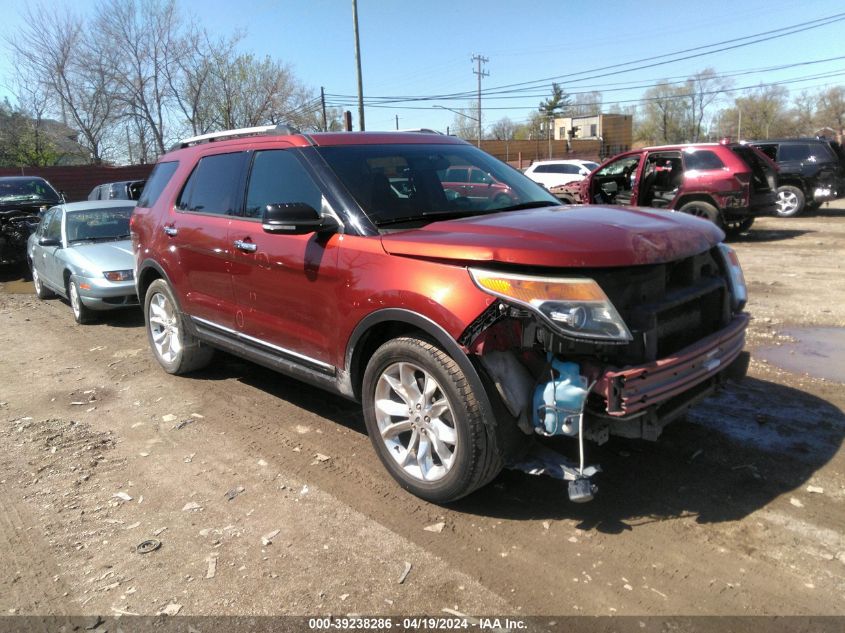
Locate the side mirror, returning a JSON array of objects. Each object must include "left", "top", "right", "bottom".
[
  {"left": 38, "top": 236, "right": 61, "bottom": 247},
  {"left": 261, "top": 203, "right": 339, "bottom": 235}
]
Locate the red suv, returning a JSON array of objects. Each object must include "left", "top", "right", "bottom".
[
  {"left": 551, "top": 143, "right": 777, "bottom": 235},
  {"left": 132, "top": 127, "right": 749, "bottom": 503}
]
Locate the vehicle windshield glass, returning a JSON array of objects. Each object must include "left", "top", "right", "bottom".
[
  {"left": 66, "top": 206, "right": 133, "bottom": 243},
  {"left": 0, "top": 178, "right": 60, "bottom": 203},
  {"left": 316, "top": 143, "right": 559, "bottom": 227}
]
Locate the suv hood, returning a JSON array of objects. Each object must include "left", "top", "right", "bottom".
[
  {"left": 68, "top": 240, "right": 134, "bottom": 271},
  {"left": 380, "top": 205, "right": 723, "bottom": 268}
]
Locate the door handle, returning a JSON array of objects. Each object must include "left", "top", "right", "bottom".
[
  {"left": 163, "top": 225, "right": 178, "bottom": 237},
  {"left": 234, "top": 239, "right": 257, "bottom": 253}
]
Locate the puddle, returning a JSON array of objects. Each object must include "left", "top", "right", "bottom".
[
  {"left": 0, "top": 278, "right": 34, "bottom": 294},
  {"left": 756, "top": 328, "right": 845, "bottom": 383}
]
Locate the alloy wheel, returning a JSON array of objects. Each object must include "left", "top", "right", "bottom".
[
  {"left": 148, "top": 291, "right": 182, "bottom": 364},
  {"left": 373, "top": 361, "right": 457, "bottom": 482},
  {"left": 776, "top": 190, "right": 799, "bottom": 216}
]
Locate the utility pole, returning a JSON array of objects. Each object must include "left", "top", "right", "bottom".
[
  {"left": 471, "top": 54, "right": 488, "bottom": 148},
  {"left": 395, "top": 115, "right": 399, "bottom": 130},
  {"left": 352, "top": 0, "right": 365, "bottom": 131},
  {"left": 320, "top": 86, "right": 328, "bottom": 131}
]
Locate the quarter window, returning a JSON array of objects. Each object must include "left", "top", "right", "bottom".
[
  {"left": 444, "top": 168, "right": 469, "bottom": 183},
  {"left": 177, "top": 153, "right": 246, "bottom": 215},
  {"left": 683, "top": 150, "right": 725, "bottom": 170},
  {"left": 244, "top": 150, "right": 324, "bottom": 218}
]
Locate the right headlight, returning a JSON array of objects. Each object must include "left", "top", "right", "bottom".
[{"left": 469, "top": 268, "right": 632, "bottom": 342}]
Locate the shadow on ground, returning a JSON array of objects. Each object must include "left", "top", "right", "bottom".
[{"left": 191, "top": 351, "right": 845, "bottom": 530}]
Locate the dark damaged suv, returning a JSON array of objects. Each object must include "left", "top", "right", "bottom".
[
  {"left": 0, "top": 176, "right": 63, "bottom": 265},
  {"left": 132, "top": 126, "right": 749, "bottom": 503}
]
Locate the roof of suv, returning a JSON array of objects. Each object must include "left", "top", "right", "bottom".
[
  {"left": 639, "top": 142, "right": 733, "bottom": 152},
  {"left": 162, "top": 130, "right": 467, "bottom": 160}
]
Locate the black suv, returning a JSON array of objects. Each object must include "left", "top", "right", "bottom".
[{"left": 748, "top": 138, "right": 844, "bottom": 217}]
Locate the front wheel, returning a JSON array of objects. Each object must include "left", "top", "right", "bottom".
[
  {"left": 68, "top": 279, "right": 95, "bottom": 324},
  {"left": 144, "top": 279, "right": 213, "bottom": 374},
  {"left": 774, "top": 185, "right": 805, "bottom": 217},
  {"left": 361, "top": 337, "right": 503, "bottom": 503}
]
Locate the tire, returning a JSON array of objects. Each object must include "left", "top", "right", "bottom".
[
  {"left": 31, "top": 264, "right": 54, "bottom": 300},
  {"left": 723, "top": 217, "right": 754, "bottom": 237},
  {"left": 361, "top": 337, "right": 503, "bottom": 503},
  {"left": 774, "top": 185, "right": 805, "bottom": 217},
  {"left": 68, "top": 279, "right": 96, "bottom": 324},
  {"left": 144, "top": 278, "right": 214, "bottom": 374},
  {"left": 678, "top": 200, "right": 722, "bottom": 227}
]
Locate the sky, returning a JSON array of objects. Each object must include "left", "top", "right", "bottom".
[{"left": 0, "top": 0, "right": 843, "bottom": 135}]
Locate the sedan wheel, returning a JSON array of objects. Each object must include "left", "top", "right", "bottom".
[
  {"left": 68, "top": 279, "right": 95, "bottom": 324},
  {"left": 32, "top": 266, "right": 54, "bottom": 300}
]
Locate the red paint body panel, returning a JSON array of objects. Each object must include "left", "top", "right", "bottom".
[
  {"left": 595, "top": 313, "right": 749, "bottom": 416},
  {"left": 381, "top": 205, "right": 723, "bottom": 267}
]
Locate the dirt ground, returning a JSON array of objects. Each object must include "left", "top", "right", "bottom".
[{"left": 1, "top": 201, "right": 844, "bottom": 621}]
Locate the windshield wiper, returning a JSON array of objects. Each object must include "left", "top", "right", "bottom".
[
  {"left": 493, "top": 200, "right": 559, "bottom": 212},
  {"left": 374, "top": 208, "right": 490, "bottom": 227}
]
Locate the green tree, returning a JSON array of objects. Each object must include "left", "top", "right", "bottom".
[{"left": 538, "top": 83, "right": 572, "bottom": 118}]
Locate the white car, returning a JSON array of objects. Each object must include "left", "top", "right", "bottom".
[{"left": 524, "top": 159, "right": 599, "bottom": 189}]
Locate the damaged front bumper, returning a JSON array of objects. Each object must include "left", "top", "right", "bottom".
[{"left": 596, "top": 313, "right": 748, "bottom": 418}]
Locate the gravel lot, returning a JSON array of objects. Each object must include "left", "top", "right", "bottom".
[{"left": 1, "top": 202, "right": 844, "bottom": 620}]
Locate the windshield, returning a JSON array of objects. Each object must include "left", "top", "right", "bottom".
[
  {"left": 0, "top": 178, "right": 60, "bottom": 203},
  {"left": 66, "top": 206, "right": 133, "bottom": 243},
  {"left": 316, "top": 143, "right": 559, "bottom": 227}
]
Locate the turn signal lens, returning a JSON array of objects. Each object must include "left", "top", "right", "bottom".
[
  {"left": 469, "top": 269, "right": 632, "bottom": 342},
  {"left": 103, "top": 270, "right": 134, "bottom": 282}
]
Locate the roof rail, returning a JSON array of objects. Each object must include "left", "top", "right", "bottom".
[{"left": 169, "top": 123, "right": 300, "bottom": 151}]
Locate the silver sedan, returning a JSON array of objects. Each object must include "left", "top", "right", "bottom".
[{"left": 26, "top": 200, "right": 138, "bottom": 324}]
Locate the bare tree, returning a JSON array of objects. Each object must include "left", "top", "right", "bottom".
[
  {"left": 637, "top": 82, "right": 687, "bottom": 144},
  {"left": 94, "top": 0, "right": 187, "bottom": 156},
  {"left": 816, "top": 86, "right": 845, "bottom": 139},
  {"left": 571, "top": 91, "right": 603, "bottom": 117},
  {"left": 489, "top": 117, "right": 516, "bottom": 141},
  {"left": 685, "top": 68, "right": 732, "bottom": 142},
  {"left": 7, "top": 4, "right": 118, "bottom": 163}
]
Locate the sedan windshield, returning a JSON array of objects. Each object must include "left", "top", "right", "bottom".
[
  {"left": 66, "top": 207, "right": 133, "bottom": 243},
  {"left": 316, "top": 143, "right": 560, "bottom": 228}
]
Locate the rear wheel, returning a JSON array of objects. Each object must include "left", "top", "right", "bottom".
[
  {"left": 678, "top": 200, "right": 722, "bottom": 227},
  {"left": 774, "top": 185, "right": 805, "bottom": 217},
  {"left": 68, "top": 279, "right": 95, "bottom": 324},
  {"left": 144, "top": 278, "right": 213, "bottom": 374},
  {"left": 362, "top": 337, "right": 503, "bottom": 503},
  {"left": 31, "top": 265, "right": 54, "bottom": 300}
]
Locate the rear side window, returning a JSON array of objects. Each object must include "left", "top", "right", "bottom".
[
  {"left": 778, "top": 144, "right": 813, "bottom": 162},
  {"left": 177, "top": 153, "right": 246, "bottom": 215},
  {"left": 138, "top": 161, "right": 179, "bottom": 208},
  {"left": 683, "top": 150, "right": 725, "bottom": 170},
  {"left": 244, "top": 150, "right": 323, "bottom": 218}
]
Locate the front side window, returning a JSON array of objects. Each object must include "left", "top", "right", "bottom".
[
  {"left": 444, "top": 167, "right": 469, "bottom": 183},
  {"left": 244, "top": 150, "right": 323, "bottom": 218},
  {"left": 177, "top": 153, "right": 246, "bottom": 215},
  {"left": 138, "top": 161, "right": 178, "bottom": 208},
  {"left": 44, "top": 210, "right": 62, "bottom": 241}
]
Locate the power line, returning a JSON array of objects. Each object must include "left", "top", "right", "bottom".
[{"left": 327, "top": 11, "right": 845, "bottom": 105}]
